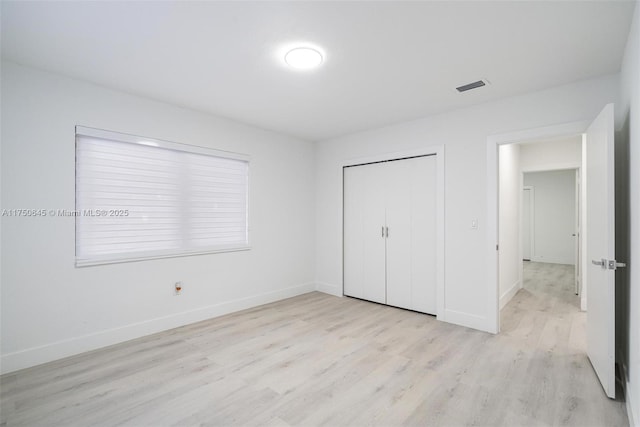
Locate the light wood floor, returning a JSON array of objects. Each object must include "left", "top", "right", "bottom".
[{"left": 1, "top": 262, "right": 628, "bottom": 426}]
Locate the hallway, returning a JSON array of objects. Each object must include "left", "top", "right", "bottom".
[{"left": 500, "top": 261, "right": 626, "bottom": 425}]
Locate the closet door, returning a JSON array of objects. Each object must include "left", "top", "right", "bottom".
[
  {"left": 385, "top": 155, "right": 437, "bottom": 314},
  {"left": 343, "top": 162, "right": 386, "bottom": 303}
]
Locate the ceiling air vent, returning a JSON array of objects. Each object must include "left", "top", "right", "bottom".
[{"left": 456, "top": 80, "right": 488, "bottom": 93}]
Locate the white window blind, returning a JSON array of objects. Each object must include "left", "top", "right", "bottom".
[{"left": 75, "top": 126, "right": 249, "bottom": 266}]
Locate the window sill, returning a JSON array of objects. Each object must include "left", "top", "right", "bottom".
[{"left": 75, "top": 245, "right": 251, "bottom": 267}]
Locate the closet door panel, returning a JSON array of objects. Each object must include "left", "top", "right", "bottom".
[
  {"left": 409, "top": 155, "right": 437, "bottom": 314},
  {"left": 385, "top": 160, "right": 413, "bottom": 310},
  {"left": 343, "top": 163, "right": 386, "bottom": 304},
  {"left": 360, "top": 163, "right": 387, "bottom": 304},
  {"left": 343, "top": 166, "right": 365, "bottom": 299},
  {"left": 345, "top": 155, "right": 438, "bottom": 313}
]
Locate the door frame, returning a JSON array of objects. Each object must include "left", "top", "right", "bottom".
[
  {"left": 341, "top": 145, "right": 445, "bottom": 320},
  {"left": 522, "top": 185, "right": 534, "bottom": 262},
  {"left": 521, "top": 167, "right": 581, "bottom": 296},
  {"left": 486, "top": 121, "right": 588, "bottom": 333},
  {"left": 575, "top": 168, "right": 582, "bottom": 298}
]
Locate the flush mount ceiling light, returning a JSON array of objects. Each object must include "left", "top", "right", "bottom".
[{"left": 284, "top": 47, "right": 323, "bottom": 70}]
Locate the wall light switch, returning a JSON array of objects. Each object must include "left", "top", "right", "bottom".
[{"left": 471, "top": 219, "right": 478, "bottom": 230}]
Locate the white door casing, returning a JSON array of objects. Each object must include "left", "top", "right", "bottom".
[
  {"left": 522, "top": 187, "right": 533, "bottom": 261},
  {"left": 575, "top": 169, "right": 581, "bottom": 295}
]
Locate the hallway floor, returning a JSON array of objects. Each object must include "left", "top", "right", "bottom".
[{"left": 500, "top": 261, "right": 627, "bottom": 425}]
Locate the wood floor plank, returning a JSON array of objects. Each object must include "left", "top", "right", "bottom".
[{"left": 0, "top": 262, "right": 628, "bottom": 426}]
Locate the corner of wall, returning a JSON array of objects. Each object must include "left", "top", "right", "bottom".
[
  {"left": 500, "top": 280, "right": 521, "bottom": 310},
  {"left": 620, "top": 3, "right": 640, "bottom": 427},
  {"left": 442, "top": 309, "right": 493, "bottom": 333},
  {"left": 315, "top": 282, "right": 343, "bottom": 297}
]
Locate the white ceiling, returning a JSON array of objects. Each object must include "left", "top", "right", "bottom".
[{"left": 1, "top": 1, "right": 636, "bottom": 141}]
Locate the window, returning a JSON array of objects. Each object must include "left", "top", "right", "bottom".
[{"left": 75, "top": 126, "right": 249, "bottom": 267}]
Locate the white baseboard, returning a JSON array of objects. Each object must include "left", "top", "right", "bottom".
[
  {"left": 0, "top": 282, "right": 315, "bottom": 375},
  {"left": 316, "top": 284, "right": 490, "bottom": 334},
  {"left": 442, "top": 309, "right": 489, "bottom": 332},
  {"left": 530, "top": 257, "right": 575, "bottom": 265},
  {"left": 315, "top": 281, "right": 342, "bottom": 297},
  {"left": 500, "top": 280, "right": 521, "bottom": 310}
]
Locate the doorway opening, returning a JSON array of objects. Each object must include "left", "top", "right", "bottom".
[
  {"left": 497, "top": 137, "right": 583, "bottom": 318},
  {"left": 487, "top": 104, "right": 618, "bottom": 399}
]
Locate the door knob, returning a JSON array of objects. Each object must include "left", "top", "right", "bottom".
[{"left": 592, "top": 259, "right": 606, "bottom": 269}]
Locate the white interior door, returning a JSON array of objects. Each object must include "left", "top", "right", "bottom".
[
  {"left": 585, "top": 103, "right": 616, "bottom": 399},
  {"left": 343, "top": 163, "right": 386, "bottom": 303},
  {"left": 522, "top": 187, "right": 532, "bottom": 261},
  {"left": 386, "top": 155, "right": 437, "bottom": 314}
]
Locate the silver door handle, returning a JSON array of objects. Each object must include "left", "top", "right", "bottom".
[
  {"left": 382, "top": 226, "right": 384, "bottom": 237},
  {"left": 608, "top": 260, "right": 627, "bottom": 270},
  {"left": 592, "top": 259, "right": 607, "bottom": 269},
  {"left": 385, "top": 226, "right": 389, "bottom": 238}
]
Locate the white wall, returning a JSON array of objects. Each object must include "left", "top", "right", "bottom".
[
  {"left": 523, "top": 170, "right": 576, "bottom": 265},
  {"left": 619, "top": 3, "right": 640, "bottom": 426},
  {"left": 0, "top": 62, "right": 316, "bottom": 374},
  {"left": 315, "top": 73, "right": 619, "bottom": 332},
  {"left": 520, "top": 136, "right": 582, "bottom": 171},
  {"left": 499, "top": 144, "right": 521, "bottom": 308}
]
